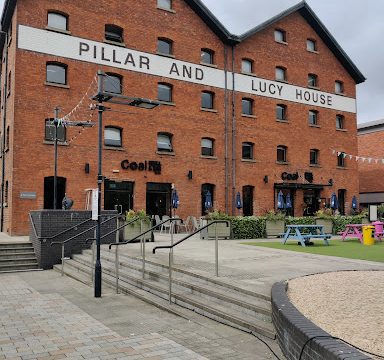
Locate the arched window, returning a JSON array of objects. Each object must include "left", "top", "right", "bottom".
[
  {"left": 46, "top": 62, "right": 67, "bottom": 85},
  {"left": 276, "top": 104, "right": 287, "bottom": 121},
  {"left": 241, "top": 59, "right": 253, "bottom": 74},
  {"left": 337, "top": 152, "right": 346, "bottom": 167},
  {"left": 307, "top": 39, "right": 317, "bottom": 52},
  {"left": 47, "top": 12, "right": 68, "bottom": 31},
  {"left": 201, "top": 138, "right": 214, "bottom": 156},
  {"left": 275, "top": 66, "right": 286, "bottom": 81},
  {"left": 310, "top": 149, "right": 319, "bottom": 165},
  {"left": 158, "top": 83, "right": 172, "bottom": 102},
  {"left": 104, "top": 73, "right": 122, "bottom": 94},
  {"left": 242, "top": 142, "right": 254, "bottom": 160},
  {"left": 157, "top": 132, "right": 173, "bottom": 152},
  {"left": 157, "top": 38, "right": 173, "bottom": 55},
  {"left": 104, "top": 126, "right": 122, "bottom": 147},
  {"left": 277, "top": 145, "right": 287, "bottom": 163},
  {"left": 105, "top": 24, "right": 123, "bottom": 43},
  {"left": 201, "top": 48, "right": 214, "bottom": 65},
  {"left": 201, "top": 91, "right": 214, "bottom": 109}
]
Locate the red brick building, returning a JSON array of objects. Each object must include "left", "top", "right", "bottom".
[
  {"left": 358, "top": 120, "right": 384, "bottom": 206},
  {"left": 0, "top": 0, "right": 365, "bottom": 235}
]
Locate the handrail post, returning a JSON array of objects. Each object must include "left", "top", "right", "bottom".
[
  {"left": 141, "top": 220, "right": 145, "bottom": 279},
  {"left": 171, "top": 218, "right": 174, "bottom": 246},
  {"left": 169, "top": 249, "right": 173, "bottom": 304},
  {"left": 91, "top": 229, "right": 96, "bottom": 283},
  {"left": 215, "top": 222, "right": 218, "bottom": 277},
  {"left": 61, "top": 242, "right": 65, "bottom": 276},
  {"left": 115, "top": 216, "right": 119, "bottom": 293}
]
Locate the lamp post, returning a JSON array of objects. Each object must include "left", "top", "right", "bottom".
[{"left": 92, "top": 70, "right": 160, "bottom": 298}]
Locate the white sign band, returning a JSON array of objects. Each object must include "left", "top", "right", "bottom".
[{"left": 18, "top": 25, "right": 356, "bottom": 113}]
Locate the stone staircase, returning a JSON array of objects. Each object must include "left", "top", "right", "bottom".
[
  {"left": 0, "top": 242, "right": 39, "bottom": 272},
  {"left": 54, "top": 247, "right": 276, "bottom": 339}
]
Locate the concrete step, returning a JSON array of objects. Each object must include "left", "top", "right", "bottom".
[
  {"left": 0, "top": 263, "right": 39, "bottom": 272},
  {"left": 67, "top": 254, "right": 275, "bottom": 339},
  {"left": 0, "top": 257, "right": 38, "bottom": 264},
  {"left": 53, "top": 263, "right": 93, "bottom": 286},
  {"left": 0, "top": 242, "right": 39, "bottom": 272},
  {"left": 0, "top": 252, "right": 36, "bottom": 259},
  {"left": 75, "top": 252, "right": 271, "bottom": 318},
  {"left": 0, "top": 242, "right": 34, "bottom": 249},
  {"left": 0, "top": 247, "right": 34, "bottom": 254}
]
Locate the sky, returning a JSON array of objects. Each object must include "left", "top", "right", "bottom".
[{"left": 0, "top": 0, "right": 382, "bottom": 123}]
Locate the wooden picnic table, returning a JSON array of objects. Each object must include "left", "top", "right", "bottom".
[
  {"left": 340, "top": 224, "right": 364, "bottom": 244},
  {"left": 281, "top": 224, "right": 331, "bottom": 247}
]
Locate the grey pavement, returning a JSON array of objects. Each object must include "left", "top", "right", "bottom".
[{"left": 1, "top": 232, "right": 383, "bottom": 359}]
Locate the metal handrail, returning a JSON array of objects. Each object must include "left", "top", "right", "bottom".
[
  {"left": 108, "top": 217, "right": 181, "bottom": 293},
  {"left": 152, "top": 220, "right": 230, "bottom": 304},
  {"left": 50, "top": 212, "right": 125, "bottom": 276}
]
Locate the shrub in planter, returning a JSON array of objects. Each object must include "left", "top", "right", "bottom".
[
  {"left": 205, "top": 210, "right": 231, "bottom": 239},
  {"left": 123, "top": 209, "right": 152, "bottom": 242},
  {"left": 314, "top": 209, "right": 333, "bottom": 234},
  {"left": 265, "top": 210, "right": 285, "bottom": 237},
  {"left": 231, "top": 216, "right": 265, "bottom": 239}
]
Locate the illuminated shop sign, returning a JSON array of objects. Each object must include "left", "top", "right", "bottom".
[
  {"left": 121, "top": 160, "right": 161, "bottom": 175},
  {"left": 18, "top": 25, "right": 356, "bottom": 113}
]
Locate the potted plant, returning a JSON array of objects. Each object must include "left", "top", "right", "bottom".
[
  {"left": 314, "top": 208, "right": 333, "bottom": 234},
  {"left": 359, "top": 209, "right": 370, "bottom": 224},
  {"left": 265, "top": 210, "right": 286, "bottom": 237},
  {"left": 123, "top": 209, "right": 153, "bottom": 242},
  {"left": 203, "top": 210, "right": 231, "bottom": 239}
]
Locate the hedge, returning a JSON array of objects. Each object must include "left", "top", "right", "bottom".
[{"left": 229, "top": 215, "right": 370, "bottom": 239}]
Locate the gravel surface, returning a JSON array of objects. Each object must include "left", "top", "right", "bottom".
[{"left": 287, "top": 271, "right": 384, "bottom": 359}]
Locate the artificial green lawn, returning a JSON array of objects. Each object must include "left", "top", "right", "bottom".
[{"left": 244, "top": 239, "right": 384, "bottom": 262}]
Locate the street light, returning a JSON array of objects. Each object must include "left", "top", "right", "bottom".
[{"left": 92, "top": 70, "right": 160, "bottom": 298}]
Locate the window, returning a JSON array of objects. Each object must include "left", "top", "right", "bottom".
[
  {"left": 47, "top": 12, "right": 68, "bottom": 31},
  {"left": 157, "top": 38, "right": 173, "bottom": 55},
  {"left": 310, "top": 149, "right": 319, "bottom": 165},
  {"left": 4, "top": 181, "right": 8, "bottom": 205},
  {"left": 201, "top": 138, "right": 214, "bottom": 156},
  {"left": 336, "top": 115, "right": 344, "bottom": 129},
  {"left": 276, "top": 104, "right": 287, "bottom": 121},
  {"left": 157, "top": 132, "right": 173, "bottom": 152},
  {"left": 5, "top": 126, "right": 9, "bottom": 150},
  {"left": 308, "top": 74, "right": 318, "bottom": 87},
  {"left": 105, "top": 24, "right": 123, "bottom": 43},
  {"left": 157, "top": 0, "right": 172, "bottom": 10},
  {"left": 158, "top": 83, "right": 172, "bottom": 102},
  {"left": 274, "top": 29, "right": 286, "bottom": 43},
  {"left": 242, "top": 98, "right": 253, "bottom": 115},
  {"left": 277, "top": 145, "right": 287, "bottom": 163},
  {"left": 308, "top": 110, "right": 318, "bottom": 125},
  {"left": 45, "top": 119, "right": 66, "bottom": 142},
  {"left": 201, "top": 91, "right": 214, "bottom": 109},
  {"left": 7, "top": 71, "right": 10, "bottom": 96},
  {"left": 46, "top": 63, "right": 67, "bottom": 85},
  {"left": 104, "top": 127, "right": 122, "bottom": 147},
  {"left": 104, "top": 73, "right": 122, "bottom": 94},
  {"left": 275, "top": 67, "right": 286, "bottom": 81},
  {"left": 307, "top": 39, "right": 317, "bottom": 52},
  {"left": 337, "top": 152, "right": 346, "bottom": 167},
  {"left": 201, "top": 49, "right": 214, "bottom": 65},
  {"left": 335, "top": 81, "right": 344, "bottom": 94},
  {"left": 241, "top": 59, "right": 253, "bottom": 73},
  {"left": 242, "top": 142, "right": 254, "bottom": 160}
]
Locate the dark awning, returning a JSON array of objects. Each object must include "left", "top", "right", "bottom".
[{"left": 274, "top": 183, "right": 325, "bottom": 190}]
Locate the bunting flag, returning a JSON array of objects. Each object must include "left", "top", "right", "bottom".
[{"left": 331, "top": 149, "right": 384, "bottom": 165}]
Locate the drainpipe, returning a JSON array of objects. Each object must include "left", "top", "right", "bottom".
[
  {"left": 231, "top": 45, "right": 236, "bottom": 215},
  {"left": 224, "top": 44, "right": 229, "bottom": 214},
  {"left": 0, "top": 31, "right": 8, "bottom": 232}
]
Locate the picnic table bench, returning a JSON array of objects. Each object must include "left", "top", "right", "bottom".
[{"left": 281, "top": 224, "right": 331, "bottom": 247}]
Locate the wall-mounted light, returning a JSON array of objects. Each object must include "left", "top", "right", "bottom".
[
  {"left": 187, "top": 170, "right": 193, "bottom": 180},
  {"left": 263, "top": 175, "right": 268, "bottom": 184},
  {"left": 85, "top": 163, "right": 90, "bottom": 174}
]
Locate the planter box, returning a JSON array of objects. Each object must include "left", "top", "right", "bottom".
[
  {"left": 200, "top": 220, "right": 231, "bottom": 239},
  {"left": 265, "top": 220, "right": 285, "bottom": 237},
  {"left": 123, "top": 221, "right": 153, "bottom": 242},
  {"left": 315, "top": 218, "right": 333, "bottom": 234}
]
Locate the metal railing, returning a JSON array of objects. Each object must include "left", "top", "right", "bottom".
[
  {"left": 152, "top": 220, "right": 230, "bottom": 304},
  {"left": 108, "top": 217, "right": 181, "bottom": 293},
  {"left": 51, "top": 211, "right": 124, "bottom": 276}
]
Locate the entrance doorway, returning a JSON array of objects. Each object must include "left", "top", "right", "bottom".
[
  {"left": 104, "top": 179, "right": 134, "bottom": 214},
  {"left": 44, "top": 176, "right": 66, "bottom": 209},
  {"left": 303, "top": 189, "right": 320, "bottom": 216},
  {"left": 146, "top": 183, "right": 171, "bottom": 218},
  {"left": 242, "top": 185, "right": 254, "bottom": 216},
  {"left": 338, "top": 189, "right": 346, "bottom": 215}
]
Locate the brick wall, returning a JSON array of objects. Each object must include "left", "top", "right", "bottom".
[{"left": 29, "top": 210, "right": 116, "bottom": 269}]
